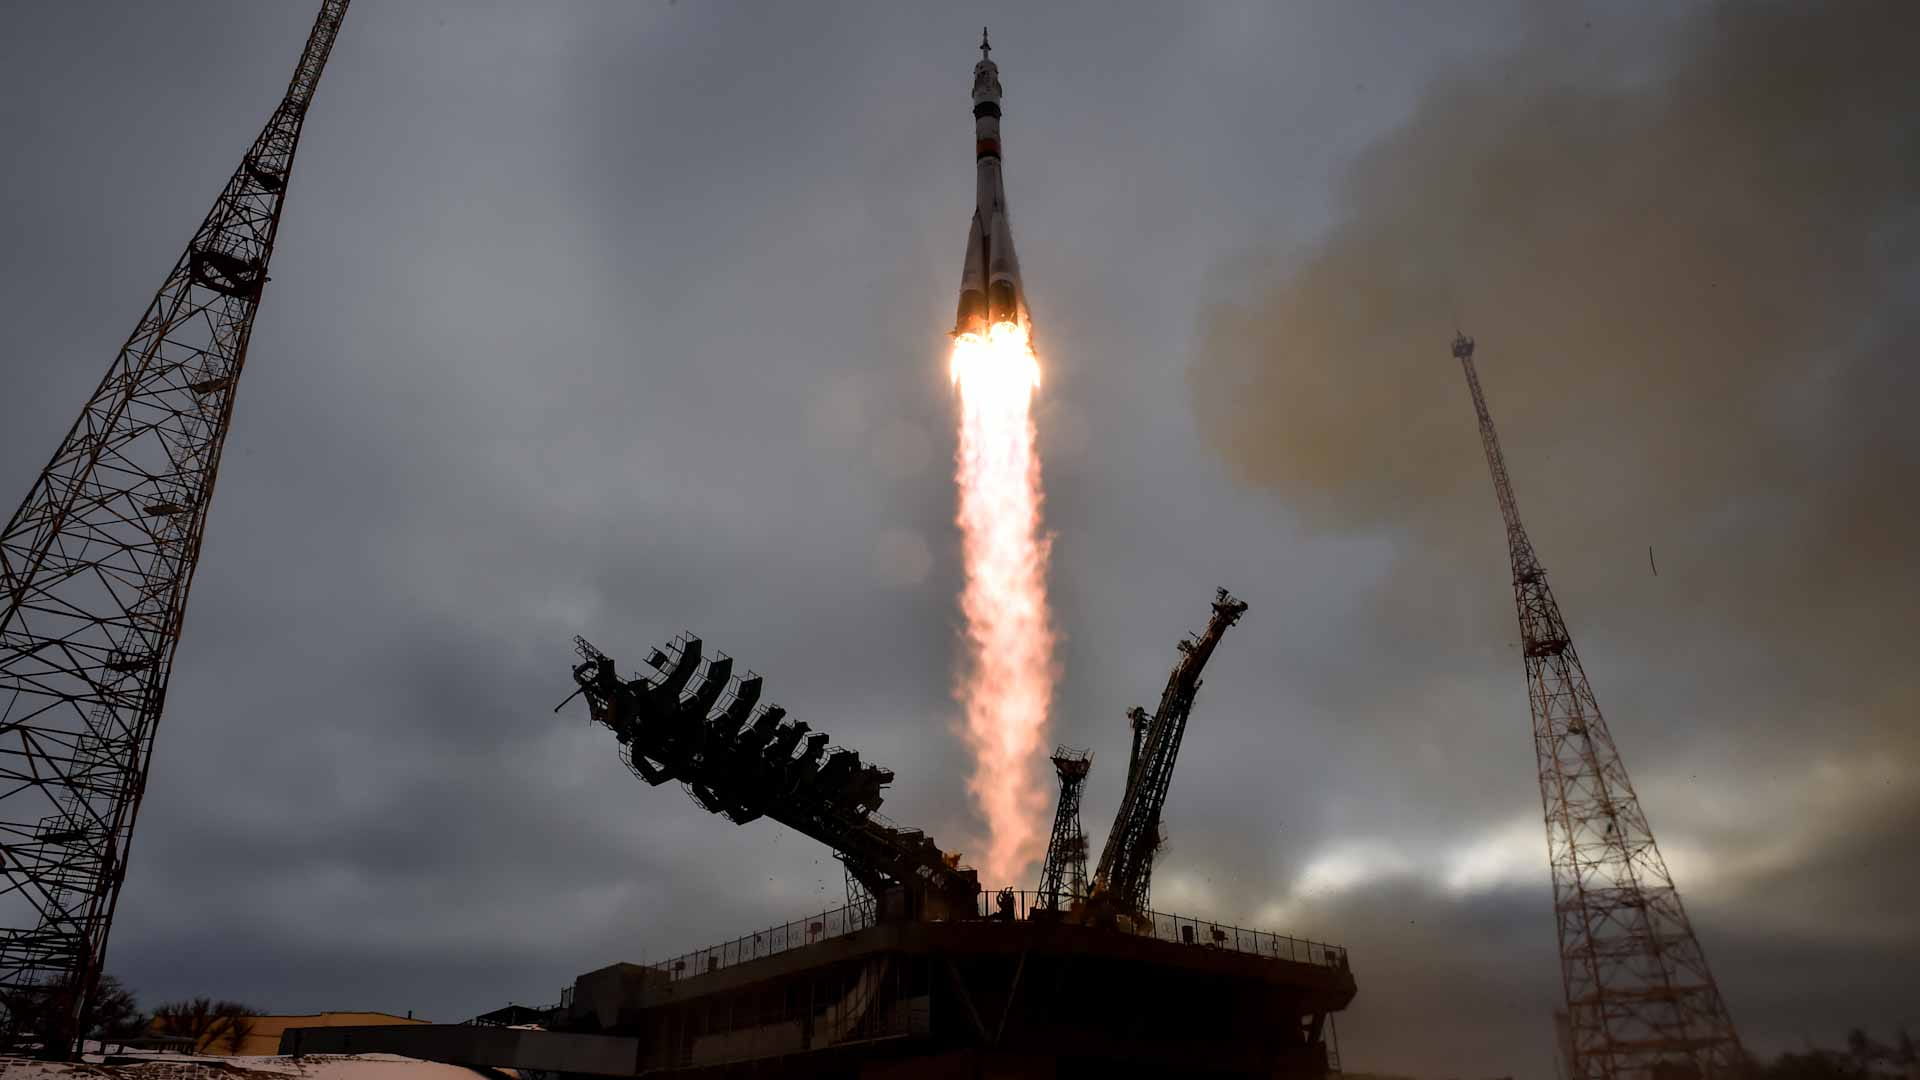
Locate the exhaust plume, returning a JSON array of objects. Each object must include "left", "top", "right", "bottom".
[{"left": 950, "top": 321, "right": 1055, "bottom": 886}]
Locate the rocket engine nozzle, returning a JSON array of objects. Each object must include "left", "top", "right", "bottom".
[
  {"left": 956, "top": 292, "right": 988, "bottom": 338},
  {"left": 987, "top": 281, "right": 1020, "bottom": 328}
]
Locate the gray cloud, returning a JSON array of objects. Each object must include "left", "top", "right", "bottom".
[
  {"left": 3, "top": 3, "right": 1913, "bottom": 1079},
  {"left": 1187, "top": 0, "right": 1920, "bottom": 1071},
  {"left": 1190, "top": 0, "right": 1920, "bottom": 702}
]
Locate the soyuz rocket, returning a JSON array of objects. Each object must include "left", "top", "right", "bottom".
[{"left": 953, "top": 29, "right": 1030, "bottom": 338}]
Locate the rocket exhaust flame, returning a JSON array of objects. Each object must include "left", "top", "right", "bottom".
[{"left": 950, "top": 321, "right": 1054, "bottom": 885}]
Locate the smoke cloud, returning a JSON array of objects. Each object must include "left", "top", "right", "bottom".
[{"left": 1190, "top": 0, "right": 1918, "bottom": 730}]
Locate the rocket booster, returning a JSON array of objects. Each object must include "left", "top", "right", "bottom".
[{"left": 953, "top": 29, "right": 1029, "bottom": 338}]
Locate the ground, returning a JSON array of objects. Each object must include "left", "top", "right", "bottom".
[{"left": 0, "top": 1053, "right": 492, "bottom": 1080}]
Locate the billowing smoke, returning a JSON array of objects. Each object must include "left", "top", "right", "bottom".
[
  {"left": 1188, "top": 6, "right": 1920, "bottom": 1056},
  {"left": 1189, "top": 1, "right": 1919, "bottom": 748}
]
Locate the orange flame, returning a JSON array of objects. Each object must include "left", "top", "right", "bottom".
[{"left": 949, "top": 321, "right": 1054, "bottom": 886}]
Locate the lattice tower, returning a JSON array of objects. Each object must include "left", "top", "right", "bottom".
[
  {"left": 1091, "top": 588, "right": 1247, "bottom": 916},
  {"left": 0, "top": 3, "right": 350, "bottom": 1055},
  {"left": 1450, "top": 334, "right": 1742, "bottom": 1079},
  {"left": 1035, "top": 746, "right": 1091, "bottom": 910}
]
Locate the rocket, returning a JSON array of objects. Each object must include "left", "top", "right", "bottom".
[{"left": 953, "top": 29, "right": 1030, "bottom": 338}]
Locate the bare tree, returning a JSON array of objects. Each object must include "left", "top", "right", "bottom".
[
  {"left": 1, "top": 972, "right": 144, "bottom": 1054},
  {"left": 151, "top": 997, "right": 261, "bottom": 1054},
  {"left": 213, "top": 1002, "right": 260, "bottom": 1055},
  {"left": 151, "top": 996, "right": 217, "bottom": 1044},
  {"left": 86, "top": 976, "right": 145, "bottom": 1052}
]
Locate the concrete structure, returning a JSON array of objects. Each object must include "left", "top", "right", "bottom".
[
  {"left": 562, "top": 914, "right": 1354, "bottom": 1077},
  {"left": 291, "top": 907, "right": 1351, "bottom": 1077}
]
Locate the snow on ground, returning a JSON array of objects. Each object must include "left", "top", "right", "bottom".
[{"left": 0, "top": 1053, "right": 495, "bottom": 1080}]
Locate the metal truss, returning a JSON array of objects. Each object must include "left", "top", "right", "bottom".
[
  {"left": 1451, "top": 334, "right": 1743, "bottom": 1079},
  {"left": 1035, "top": 745, "right": 1091, "bottom": 910},
  {"left": 0, "top": 2, "right": 349, "bottom": 1055},
  {"left": 1091, "top": 588, "right": 1247, "bottom": 916},
  {"left": 569, "top": 635, "right": 982, "bottom": 919}
]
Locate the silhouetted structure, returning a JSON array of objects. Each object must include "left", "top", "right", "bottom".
[
  {"left": 1035, "top": 746, "right": 1091, "bottom": 910},
  {"left": 1450, "top": 334, "right": 1742, "bottom": 1078},
  {"left": 1090, "top": 589, "right": 1248, "bottom": 916},
  {"left": 0, "top": 2, "right": 349, "bottom": 1056},
  {"left": 553, "top": 590, "right": 1352, "bottom": 1077},
  {"left": 569, "top": 635, "right": 980, "bottom": 919}
]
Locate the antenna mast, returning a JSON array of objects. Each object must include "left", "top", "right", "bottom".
[
  {"left": 0, "top": 2, "right": 350, "bottom": 1056},
  {"left": 1035, "top": 746, "right": 1092, "bottom": 911},
  {"left": 1450, "top": 334, "right": 1743, "bottom": 1079}
]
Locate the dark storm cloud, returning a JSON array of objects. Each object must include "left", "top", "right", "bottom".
[{"left": 4, "top": 2, "right": 1913, "bottom": 1079}]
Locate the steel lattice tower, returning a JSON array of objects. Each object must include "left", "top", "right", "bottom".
[
  {"left": 1092, "top": 589, "right": 1247, "bottom": 916},
  {"left": 0, "top": 2, "right": 349, "bottom": 1054},
  {"left": 1450, "top": 335, "right": 1742, "bottom": 1079},
  {"left": 1035, "top": 746, "right": 1091, "bottom": 910}
]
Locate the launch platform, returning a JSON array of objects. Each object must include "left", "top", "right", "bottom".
[
  {"left": 557, "top": 891, "right": 1352, "bottom": 1077},
  {"left": 288, "top": 890, "right": 1352, "bottom": 1078},
  {"left": 289, "top": 592, "right": 1355, "bottom": 1078}
]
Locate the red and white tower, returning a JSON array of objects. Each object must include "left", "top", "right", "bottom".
[{"left": 1450, "top": 334, "right": 1742, "bottom": 1079}]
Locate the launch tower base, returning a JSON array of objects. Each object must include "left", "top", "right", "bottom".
[{"left": 563, "top": 900, "right": 1353, "bottom": 1078}]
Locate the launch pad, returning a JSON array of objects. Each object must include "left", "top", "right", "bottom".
[
  {"left": 292, "top": 905, "right": 1350, "bottom": 1078},
  {"left": 542, "top": 590, "right": 1354, "bottom": 1076},
  {"left": 288, "top": 589, "right": 1354, "bottom": 1078},
  {"left": 536, "top": 589, "right": 1353, "bottom": 1078},
  {"left": 557, "top": 895, "right": 1352, "bottom": 1077}
]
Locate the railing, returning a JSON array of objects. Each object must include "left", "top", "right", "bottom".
[
  {"left": 650, "top": 900, "right": 878, "bottom": 982},
  {"left": 979, "top": 889, "right": 1349, "bottom": 970},
  {"left": 643, "top": 890, "right": 1347, "bottom": 984}
]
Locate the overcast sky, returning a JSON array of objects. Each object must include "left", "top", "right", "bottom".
[{"left": 2, "top": 2, "right": 1914, "bottom": 1076}]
